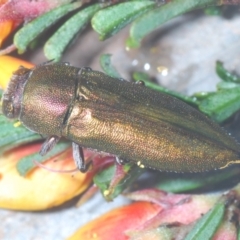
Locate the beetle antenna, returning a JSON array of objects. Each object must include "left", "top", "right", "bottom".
[
  {"left": 38, "top": 59, "right": 55, "bottom": 66},
  {"left": 32, "top": 160, "right": 78, "bottom": 173}
]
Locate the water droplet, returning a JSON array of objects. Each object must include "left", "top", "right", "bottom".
[
  {"left": 83, "top": 67, "right": 92, "bottom": 71},
  {"left": 144, "top": 63, "right": 151, "bottom": 71},
  {"left": 132, "top": 59, "right": 138, "bottom": 66},
  {"left": 157, "top": 66, "right": 168, "bottom": 76},
  {"left": 135, "top": 80, "right": 145, "bottom": 86}
]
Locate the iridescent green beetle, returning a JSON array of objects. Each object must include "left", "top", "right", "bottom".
[{"left": 2, "top": 62, "right": 240, "bottom": 172}]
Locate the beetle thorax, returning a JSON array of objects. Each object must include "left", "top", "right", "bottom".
[{"left": 18, "top": 64, "right": 79, "bottom": 136}]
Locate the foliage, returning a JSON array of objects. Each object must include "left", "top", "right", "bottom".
[{"left": 1, "top": 0, "right": 240, "bottom": 238}]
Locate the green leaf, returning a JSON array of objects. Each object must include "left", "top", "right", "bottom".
[
  {"left": 216, "top": 61, "right": 240, "bottom": 83},
  {"left": 127, "top": 0, "right": 218, "bottom": 48},
  {"left": 93, "top": 165, "right": 115, "bottom": 194},
  {"left": 193, "top": 91, "right": 215, "bottom": 100},
  {"left": 16, "top": 142, "right": 70, "bottom": 176},
  {"left": 92, "top": 1, "right": 155, "bottom": 40},
  {"left": 0, "top": 115, "right": 41, "bottom": 155},
  {"left": 100, "top": 54, "right": 122, "bottom": 78},
  {"left": 132, "top": 71, "right": 198, "bottom": 106},
  {"left": 217, "top": 81, "right": 240, "bottom": 90},
  {"left": 44, "top": 4, "right": 101, "bottom": 61},
  {"left": 14, "top": 2, "right": 82, "bottom": 53},
  {"left": 156, "top": 169, "right": 239, "bottom": 193},
  {"left": 204, "top": 6, "right": 222, "bottom": 15},
  {"left": 132, "top": 71, "right": 152, "bottom": 82},
  {"left": 198, "top": 87, "right": 240, "bottom": 123},
  {"left": 185, "top": 203, "right": 225, "bottom": 240},
  {"left": 94, "top": 164, "right": 143, "bottom": 201}
]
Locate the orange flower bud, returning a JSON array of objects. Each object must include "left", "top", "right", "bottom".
[
  {"left": 0, "top": 142, "right": 94, "bottom": 210},
  {"left": 0, "top": 20, "right": 15, "bottom": 47},
  {"left": 67, "top": 201, "right": 162, "bottom": 240}
]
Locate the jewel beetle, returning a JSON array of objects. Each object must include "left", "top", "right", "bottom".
[{"left": 2, "top": 62, "right": 240, "bottom": 173}]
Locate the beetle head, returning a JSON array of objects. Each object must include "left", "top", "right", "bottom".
[{"left": 1, "top": 66, "right": 32, "bottom": 119}]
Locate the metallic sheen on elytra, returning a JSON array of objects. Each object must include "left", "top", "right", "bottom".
[{"left": 2, "top": 62, "right": 240, "bottom": 173}]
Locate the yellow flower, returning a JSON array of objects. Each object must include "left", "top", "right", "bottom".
[{"left": 0, "top": 55, "right": 34, "bottom": 89}]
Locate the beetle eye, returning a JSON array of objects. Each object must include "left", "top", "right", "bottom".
[
  {"left": 1, "top": 94, "right": 15, "bottom": 118},
  {"left": 1, "top": 66, "right": 32, "bottom": 120}
]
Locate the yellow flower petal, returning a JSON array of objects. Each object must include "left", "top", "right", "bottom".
[
  {"left": 0, "top": 143, "right": 94, "bottom": 210},
  {"left": 0, "top": 55, "right": 34, "bottom": 89}
]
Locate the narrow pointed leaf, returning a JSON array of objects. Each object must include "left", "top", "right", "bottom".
[
  {"left": 94, "top": 164, "right": 143, "bottom": 201},
  {"left": 14, "top": 2, "right": 82, "bottom": 53},
  {"left": 100, "top": 54, "right": 122, "bottom": 78},
  {"left": 198, "top": 87, "right": 240, "bottom": 123},
  {"left": 127, "top": 0, "right": 219, "bottom": 48},
  {"left": 185, "top": 203, "right": 225, "bottom": 240},
  {"left": 132, "top": 71, "right": 198, "bottom": 106},
  {"left": 16, "top": 142, "right": 71, "bottom": 176},
  {"left": 192, "top": 92, "right": 215, "bottom": 101},
  {"left": 92, "top": 1, "right": 155, "bottom": 40},
  {"left": 204, "top": 6, "right": 222, "bottom": 15},
  {"left": 217, "top": 81, "right": 240, "bottom": 90},
  {"left": 156, "top": 169, "right": 239, "bottom": 192},
  {"left": 216, "top": 61, "right": 240, "bottom": 83},
  {"left": 0, "top": 115, "right": 40, "bottom": 154},
  {"left": 44, "top": 4, "right": 101, "bottom": 61}
]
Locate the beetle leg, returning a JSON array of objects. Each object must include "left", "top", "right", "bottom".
[
  {"left": 39, "top": 136, "right": 60, "bottom": 156},
  {"left": 40, "top": 59, "right": 54, "bottom": 65},
  {"left": 115, "top": 156, "right": 129, "bottom": 165},
  {"left": 72, "top": 142, "right": 91, "bottom": 173}
]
